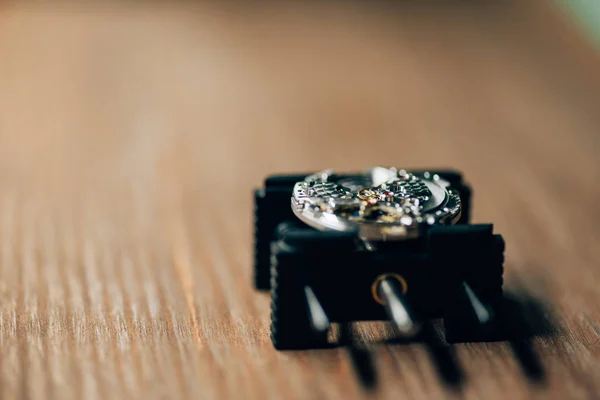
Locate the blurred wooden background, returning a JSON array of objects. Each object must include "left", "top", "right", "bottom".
[{"left": 0, "top": 1, "right": 599, "bottom": 399}]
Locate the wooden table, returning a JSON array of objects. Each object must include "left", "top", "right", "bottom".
[{"left": 0, "top": 2, "right": 599, "bottom": 399}]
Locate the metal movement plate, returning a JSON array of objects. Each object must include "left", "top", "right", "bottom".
[{"left": 291, "top": 167, "right": 461, "bottom": 241}]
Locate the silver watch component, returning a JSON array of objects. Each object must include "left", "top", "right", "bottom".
[{"left": 291, "top": 167, "right": 461, "bottom": 241}]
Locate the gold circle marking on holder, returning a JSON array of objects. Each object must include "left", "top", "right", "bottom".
[{"left": 371, "top": 273, "right": 408, "bottom": 305}]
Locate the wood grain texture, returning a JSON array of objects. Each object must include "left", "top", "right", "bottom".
[{"left": 0, "top": 1, "right": 599, "bottom": 399}]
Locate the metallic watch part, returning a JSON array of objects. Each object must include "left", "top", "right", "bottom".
[
  {"left": 304, "top": 286, "right": 331, "bottom": 335},
  {"left": 291, "top": 167, "right": 462, "bottom": 241},
  {"left": 377, "top": 278, "right": 421, "bottom": 338},
  {"left": 463, "top": 282, "right": 492, "bottom": 325}
]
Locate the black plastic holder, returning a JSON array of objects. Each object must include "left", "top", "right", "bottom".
[{"left": 253, "top": 170, "right": 504, "bottom": 350}]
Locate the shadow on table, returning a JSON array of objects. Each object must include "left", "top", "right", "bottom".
[
  {"left": 501, "top": 290, "right": 559, "bottom": 382},
  {"left": 338, "top": 323, "right": 378, "bottom": 390},
  {"left": 335, "top": 289, "right": 558, "bottom": 391},
  {"left": 386, "top": 322, "right": 466, "bottom": 390}
]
